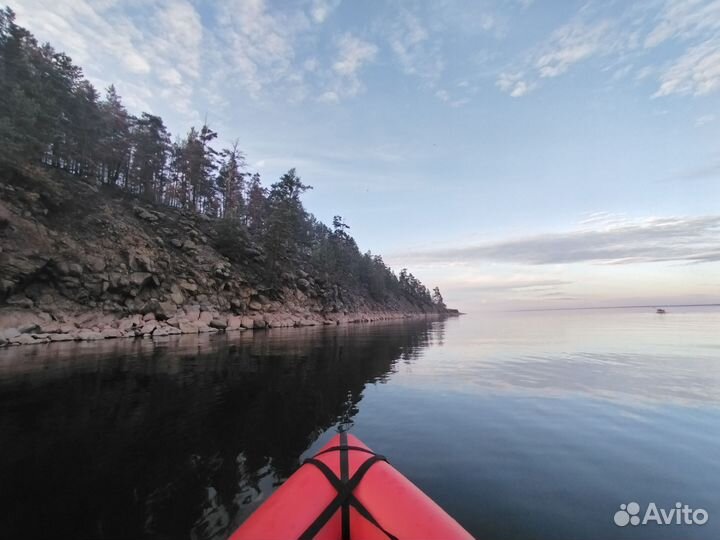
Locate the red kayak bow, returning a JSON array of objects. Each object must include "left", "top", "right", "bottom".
[{"left": 230, "top": 433, "right": 474, "bottom": 540}]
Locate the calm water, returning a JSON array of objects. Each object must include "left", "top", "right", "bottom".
[{"left": 1, "top": 309, "right": 719, "bottom": 539}]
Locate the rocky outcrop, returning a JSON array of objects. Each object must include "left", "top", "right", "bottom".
[{"left": 0, "top": 167, "right": 449, "bottom": 346}]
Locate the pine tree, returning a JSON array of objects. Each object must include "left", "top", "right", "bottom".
[
  {"left": 128, "top": 113, "right": 170, "bottom": 201},
  {"left": 98, "top": 85, "right": 131, "bottom": 186},
  {"left": 216, "top": 141, "right": 246, "bottom": 219}
]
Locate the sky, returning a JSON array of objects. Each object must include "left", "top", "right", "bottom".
[{"left": 12, "top": 0, "right": 720, "bottom": 311}]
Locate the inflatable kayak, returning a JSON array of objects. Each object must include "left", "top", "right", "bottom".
[{"left": 230, "top": 432, "right": 474, "bottom": 540}]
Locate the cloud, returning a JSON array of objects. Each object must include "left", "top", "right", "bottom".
[
  {"left": 398, "top": 216, "right": 720, "bottom": 265},
  {"left": 496, "top": 16, "right": 620, "bottom": 97},
  {"left": 535, "top": 20, "right": 613, "bottom": 78},
  {"left": 310, "top": 0, "right": 341, "bottom": 23},
  {"left": 695, "top": 113, "right": 716, "bottom": 126},
  {"left": 653, "top": 38, "right": 720, "bottom": 97},
  {"left": 644, "top": 0, "right": 720, "bottom": 48},
  {"left": 496, "top": 72, "right": 535, "bottom": 97},
  {"left": 443, "top": 276, "right": 572, "bottom": 293},
  {"left": 317, "top": 33, "right": 377, "bottom": 101},
  {"left": 215, "top": 0, "right": 308, "bottom": 98},
  {"left": 14, "top": 0, "right": 204, "bottom": 126},
  {"left": 333, "top": 33, "right": 378, "bottom": 76},
  {"left": 388, "top": 9, "right": 444, "bottom": 82}
]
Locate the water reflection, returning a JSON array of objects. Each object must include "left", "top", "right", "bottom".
[{"left": 0, "top": 320, "right": 442, "bottom": 540}]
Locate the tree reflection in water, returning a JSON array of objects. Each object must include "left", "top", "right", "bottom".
[{"left": 0, "top": 318, "right": 444, "bottom": 540}]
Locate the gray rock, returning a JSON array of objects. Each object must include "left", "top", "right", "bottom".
[
  {"left": 101, "top": 328, "right": 124, "bottom": 339},
  {"left": 253, "top": 318, "right": 266, "bottom": 329},
  {"left": 68, "top": 263, "right": 84, "bottom": 276},
  {"left": 11, "top": 334, "right": 42, "bottom": 345},
  {"left": 86, "top": 255, "right": 106, "bottom": 272},
  {"left": 49, "top": 333, "right": 75, "bottom": 342},
  {"left": 18, "top": 322, "right": 40, "bottom": 334},
  {"left": 179, "top": 280, "right": 198, "bottom": 293},
  {"left": 139, "top": 321, "right": 157, "bottom": 335},
  {"left": 209, "top": 318, "right": 228, "bottom": 329},
  {"left": 297, "top": 278, "right": 310, "bottom": 291},
  {"left": 7, "top": 296, "right": 34, "bottom": 309},
  {"left": 0, "top": 328, "right": 21, "bottom": 340},
  {"left": 129, "top": 272, "right": 152, "bottom": 287},
  {"left": 178, "top": 321, "right": 198, "bottom": 334},
  {"left": 240, "top": 317, "right": 254, "bottom": 329},
  {"left": 75, "top": 330, "right": 104, "bottom": 341}
]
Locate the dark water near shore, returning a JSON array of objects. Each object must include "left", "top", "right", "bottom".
[{"left": 1, "top": 309, "right": 719, "bottom": 539}]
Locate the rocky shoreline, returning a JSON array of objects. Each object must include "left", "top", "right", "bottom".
[
  {"left": 1, "top": 168, "right": 453, "bottom": 349},
  {"left": 0, "top": 307, "right": 448, "bottom": 347}
]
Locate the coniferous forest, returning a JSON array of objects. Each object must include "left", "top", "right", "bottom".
[{"left": 0, "top": 7, "right": 447, "bottom": 325}]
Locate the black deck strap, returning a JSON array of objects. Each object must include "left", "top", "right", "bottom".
[
  {"left": 312, "top": 445, "right": 377, "bottom": 458},
  {"left": 340, "top": 432, "right": 350, "bottom": 540},
  {"left": 298, "top": 454, "right": 396, "bottom": 540}
]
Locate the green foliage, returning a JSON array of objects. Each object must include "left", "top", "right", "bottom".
[
  {"left": 214, "top": 218, "right": 250, "bottom": 262},
  {"left": 0, "top": 12, "right": 445, "bottom": 311}
]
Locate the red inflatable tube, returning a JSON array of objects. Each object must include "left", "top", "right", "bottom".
[{"left": 230, "top": 433, "right": 474, "bottom": 540}]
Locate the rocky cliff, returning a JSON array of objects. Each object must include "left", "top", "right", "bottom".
[{"left": 0, "top": 166, "right": 448, "bottom": 346}]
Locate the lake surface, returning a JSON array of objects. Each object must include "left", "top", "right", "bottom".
[{"left": 1, "top": 308, "right": 719, "bottom": 539}]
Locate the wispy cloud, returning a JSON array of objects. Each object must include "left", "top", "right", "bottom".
[
  {"left": 398, "top": 216, "right": 720, "bottom": 265},
  {"left": 535, "top": 20, "right": 613, "bottom": 78},
  {"left": 653, "top": 38, "right": 720, "bottom": 97},
  {"left": 310, "top": 0, "right": 341, "bottom": 24},
  {"left": 443, "top": 276, "right": 572, "bottom": 293},
  {"left": 214, "top": 0, "right": 308, "bottom": 99},
  {"left": 496, "top": 17, "right": 621, "bottom": 97},
  {"left": 695, "top": 113, "right": 716, "bottom": 126},
  {"left": 388, "top": 9, "right": 444, "bottom": 82},
  {"left": 644, "top": 0, "right": 720, "bottom": 48},
  {"left": 319, "top": 33, "right": 378, "bottom": 102},
  {"left": 14, "top": 0, "right": 204, "bottom": 124},
  {"left": 496, "top": 71, "right": 535, "bottom": 97}
]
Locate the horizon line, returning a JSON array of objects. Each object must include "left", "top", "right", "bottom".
[{"left": 505, "top": 303, "right": 720, "bottom": 313}]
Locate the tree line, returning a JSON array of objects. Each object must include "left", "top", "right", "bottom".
[{"left": 0, "top": 8, "right": 445, "bottom": 309}]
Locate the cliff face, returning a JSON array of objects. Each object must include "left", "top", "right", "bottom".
[{"left": 0, "top": 167, "right": 446, "bottom": 345}]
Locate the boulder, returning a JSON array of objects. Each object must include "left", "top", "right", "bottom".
[
  {"left": 49, "top": 333, "right": 74, "bottom": 342},
  {"left": 11, "top": 334, "right": 42, "bottom": 345},
  {"left": 240, "top": 317, "right": 254, "bottom": 329},
  {"left": 99, "top": 328, "right": 122, "bottom": 339},
  {"left": 253, "top": 318, "right": 266, "bottom": 329},
  {"left": 297, "top": 278, "right": 310, "bottom": 291},
  {"left": 139, "top": 321, "right": 157, "bottom": 336},
  {"left": 209, "top": 318, "right": 228, "bottom": 330},
  {"left": 178, "top": 321, "right": 199, "bottom": 334},
  {"left": 248, "top": 301, "right": 262, "bottom": 311},
  {"left": 0, "top": 328, "right": 21, "bottom": 341},
  {"left": 18, "top": 322, "right": 40, "bottom": 334},
  {"left": 39, "top": 320, "right": 62, "bottom": 334},
  {"left": 130, "top": 272, "right": 152, "bottom": 287},
  {"left": 75, "top": 330, "right": 104, "bottom": 341},
  {"left": 198, "top": 311, "right": 214, "bottom": 325},
  {"left": 227, "top": 315, "right": 244, "bottom": 330},
  {"left": 179, "top": 280, "right": 198, "bottom": 293},
  {"left": 85, "top": 255, "right": 106, "bottom": 273},
  {"left": 133, "top": 206, "right": 159, "bottom": 223},
  {"left": 170, "top": 284, "right": 185, "bottom": 305}
]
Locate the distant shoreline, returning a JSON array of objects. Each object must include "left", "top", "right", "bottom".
[{"left": 510, "top": 303, "right": 720, "bottom": 313}]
